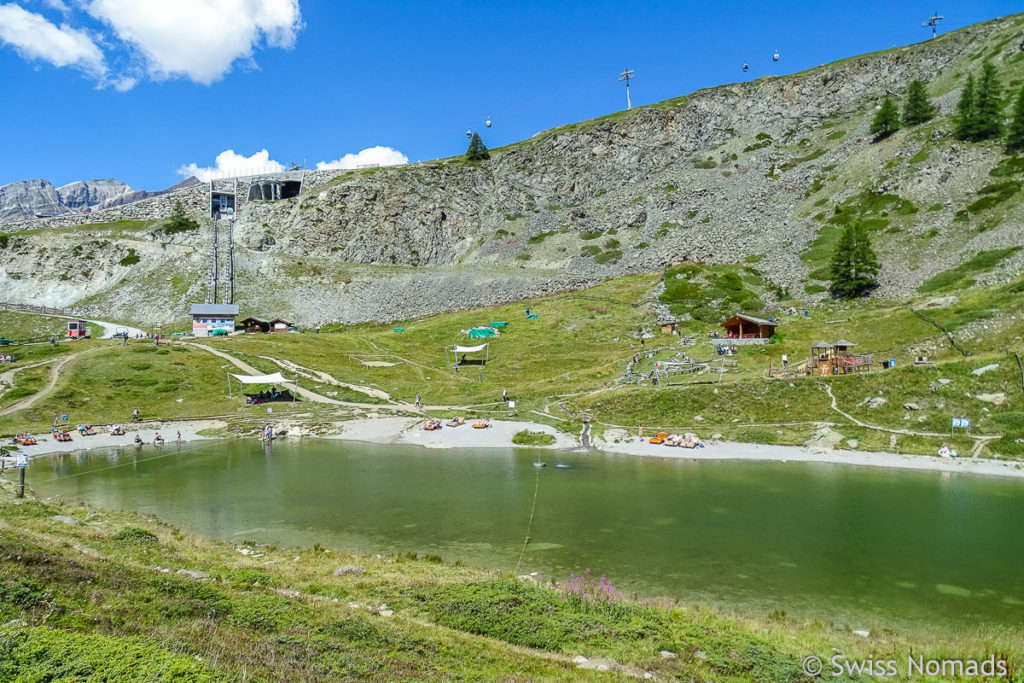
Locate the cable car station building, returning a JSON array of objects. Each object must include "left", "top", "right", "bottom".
[{"left": 190, "top": 303, "right": 239, "bottom": 337}]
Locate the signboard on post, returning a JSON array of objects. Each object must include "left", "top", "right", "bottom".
[
  {"left": 15, "top": 453, "right": 28, "bottom": 468},
  {"left": 952, "top": 417, "right": 971, "bottom": 437}
]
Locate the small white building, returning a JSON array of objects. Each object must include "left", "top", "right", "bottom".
[{"left": 190, "top": 303, "right": 239, "bottom": 337}]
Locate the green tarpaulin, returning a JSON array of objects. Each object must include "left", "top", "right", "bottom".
[
  {"left": 490, "top": 321, "right": 508, "bottom": 328},
  {"left": 468, "top": 327, "right": 496, "bottom": 338}
]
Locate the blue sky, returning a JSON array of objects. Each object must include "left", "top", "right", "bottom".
[{"left": 0, "top": 1, "right": 1020, "bottom": 190}]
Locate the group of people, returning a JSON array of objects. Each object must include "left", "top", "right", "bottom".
[
  {"left": 715, "top": 344, "right": 738, "bottom": 356},
  {"left": 75, "top": 424, "right": 97, "bottom": 436},
  {"left": 0, "top": 354, "right": 14, "bottom": 363},
  {"left": 134, "top": 431, "right": 176, "bottom": 445},
  {"left": 261, "top": 424, "right": 274, "bottom": 441},
  {"left": 246, "top": 387, "right": 282, "bottom": 405}
]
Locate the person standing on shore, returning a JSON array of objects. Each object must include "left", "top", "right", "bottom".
[
  {"left": 502, "top": 387, "right": 508, "bottom": 403},
  {"left": 132, "top": 407, "right": 139, "bottom": 422},
  {"left": 415, "top": 393, "right": 421, "bottom": 408},
  {"left": 638, "top": 424, "right": 643, "bottom": 442}
]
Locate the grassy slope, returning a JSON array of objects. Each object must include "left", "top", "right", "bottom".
[
  {"left": 1, "top": 272, "right": 1022, "bottom": 456},
  {"left": 2, "top": 483, "right": 1021, "bottom": 682},
  {"left": 0, "top": 340, "right": 305, "bottom": 435}
]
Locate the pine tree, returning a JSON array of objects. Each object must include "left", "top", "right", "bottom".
[
  {"left": 869, "top": 96, "right": 900, "bottom": 140},
  {"left": 973, "top": 61, "right": 1005, "bottom": 141},
  {"left": 828, "top": 222, "right": 880, "bottom": 299},
  {"left": 1006, "top": 85, "right": 1024, "bottom": 153},
  {"left": 902, "top": 79, "right": 935, "bottom": 125},
  {"left": 164, "top": 201, "right": 198, "bottom": 234},
  {"left": 466, "top": 132, "right": 489, "bottom": 161},
  {"left": 955, "top": 74, "right": 977, "bottom": 140}
]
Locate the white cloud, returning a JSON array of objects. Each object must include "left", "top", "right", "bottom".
[
  {"left": 86, "top": 0, "right": 302, "bottom": 85},
  {"left": 0, "top": 3, "right": 105, "bottom": 75},
  {"left": 316, "top": 146, "right": 409, "bottom": 170},
  {"left": 178, "top": 148, "right": 284, "bottom": 181},
  {"left": 40, "top": 0, "right": 70, "bottom": 11}
]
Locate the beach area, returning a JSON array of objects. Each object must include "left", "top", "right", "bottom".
[
  {"left": 2, "top": 418, "right": 220, "bottom": 463},
  {"left": 5, "top": 416, "right": 1024, "bottom": 479}
]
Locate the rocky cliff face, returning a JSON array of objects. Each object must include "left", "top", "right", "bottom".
[
  {"left": 56, "top": 179, "right": 133, "bottom": 210},
  {"left": 0, "top": 179, "right": 65, "bottom": 221},
  {"left": 1, "top": 15, "right": 1023, "bottom": 326}
]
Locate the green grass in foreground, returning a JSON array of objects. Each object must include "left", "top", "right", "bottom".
[{"left": 2, "top": 482, "right": 1019, "bottom": 681}]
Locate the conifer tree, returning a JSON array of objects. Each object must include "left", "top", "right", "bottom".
[
  {"left": 828, "top": 222, "right": 880, "bottom": 299},
  {"left": 955, "top": 74, "right": 977, "bottom": 140},
  {"left": 902, "top": 79, "right": 935, "bottom": 125},
  {"left": 164, "top": 201, "right": 198, "bottom": 234},
  {"left": 1005, "top": 85, "right": 1024, "bottom": 153},
  {"left": 466, "top": 132, "right": 489, "bottom": 161},
  {"left": 973, "top": 61, "right": 1005, "bottom": 141},
  {"left": 869, "top": 96, "right": 900, "bottom": 140}
]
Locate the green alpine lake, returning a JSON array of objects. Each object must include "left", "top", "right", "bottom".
[{"left": 29, "top": 439, "right": 1024, "bottom": 633}]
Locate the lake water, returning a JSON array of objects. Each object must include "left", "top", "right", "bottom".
[{"left": 29, "top": 439, "right": 1024, "bottom": 631}]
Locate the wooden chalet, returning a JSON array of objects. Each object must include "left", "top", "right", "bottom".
[
  {"left": 239, "top": 317, "right": 295, "bottom": 334},
  {"left": 722, "top": 314, "right": 776, "bottom": 340}
]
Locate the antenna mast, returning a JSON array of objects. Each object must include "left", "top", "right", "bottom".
[{"left": 619, "top": 67, "right": 635, "bottom": 109}]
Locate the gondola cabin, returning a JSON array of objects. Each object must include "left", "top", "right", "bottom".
[{"left": 66, "top": 320, "right": 88, "bottom": 339}]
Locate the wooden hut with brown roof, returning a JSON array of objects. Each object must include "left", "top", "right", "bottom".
[{"left": 721, "top": 314, "right": 776, "bottom": 340}]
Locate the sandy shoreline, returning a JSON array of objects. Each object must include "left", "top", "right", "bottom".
[
  {"left": 2, "top": 419, "right": 221, "bottom": 464},
  {"left": 327, "top": 416, "right": 577, "bottom": 450},
  {"left": 5, "top": 415, "right": 1023, "bottom": 479},
  {"left": 593, "top": 436, "right": 1024, "bottom": 478}
]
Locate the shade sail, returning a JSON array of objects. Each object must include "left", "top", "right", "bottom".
[
  {"left": 453, "top": 343, "right": 488, "bottom": 353},
  {"left": 229, "top": 371, "right": 294, "bottom": 384}
]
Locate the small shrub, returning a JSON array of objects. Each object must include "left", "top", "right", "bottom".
[
  {"left": 580, "top": 230, "right": 603, "bottom": 240},
  {"left": 113, "top": 527, "right": 159, "bottom": 545},
  {"left": 511, "top": 429, "right": 556, "bottom": 446},
  {"left": 118, "top": 249, "right": 140, "bottom": 266},
  {"left": 594, "top": 249, "right": 622, "bottom": 264}
]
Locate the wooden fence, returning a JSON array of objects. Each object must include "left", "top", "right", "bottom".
[{"left": 0, "top": 302, "right": 72, "bottom": 316}]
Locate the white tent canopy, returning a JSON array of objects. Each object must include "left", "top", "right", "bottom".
[
  {"left": 453, "top": 343, "right": 488, "bottom": 353},
  {"left": 229, "top": 371, "right": 294, "bottom": 385},
  {"left": 446, "top": 341, "right": 489, "bottom": 366},
  {"left": 226, "top": 371, "right": 298, "bottom": 400}
]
